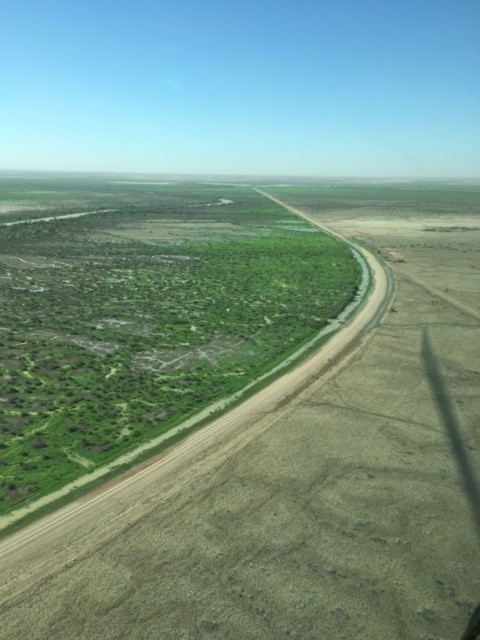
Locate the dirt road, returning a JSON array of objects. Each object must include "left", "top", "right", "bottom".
[
  {"left": 0, "top": 209, "right": 116, "bottom": 226},
  {"left": 0, "top": 193, "right": 390, "bottom": 567}
]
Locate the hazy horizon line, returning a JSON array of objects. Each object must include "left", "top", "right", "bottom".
[{"left": 1, "top": 168, "right": 479, "bottom": 183}]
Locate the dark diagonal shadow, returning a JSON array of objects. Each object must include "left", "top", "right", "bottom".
[
  {"left": 461, "top": 604, "right": 480, "bottom": 640},
  {"left": 422, "top": 326, "right": 480, "bottom": 537},
  {"left": 422, "top": 327, "right": 480, "bottom": 639}
]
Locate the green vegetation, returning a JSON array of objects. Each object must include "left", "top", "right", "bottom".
[
  {"left": 261, "top": 181, "right": 480, "bottom": 214},
  {"left": 0, "top": 177, "right": 362, "bottom": 514}
]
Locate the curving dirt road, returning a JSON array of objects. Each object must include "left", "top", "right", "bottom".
[{"left": 0, "top": 192, "right": 390, "bottom": 565}]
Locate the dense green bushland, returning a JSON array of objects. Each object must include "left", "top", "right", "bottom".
[{"left": 0, "top": 179, "right": 361, "bottom": 513}]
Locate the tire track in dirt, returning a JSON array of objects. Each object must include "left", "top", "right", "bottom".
[
  {"left": 398, "top": 272, "right": 480, "bottom": 323},
  {"left": 302, "top": 400, "right": 443, "bottom": 433}
]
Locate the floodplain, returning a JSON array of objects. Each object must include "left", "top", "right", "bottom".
[
  {"left": 0, "top": 178, "right": 479, "bottom": 640},
  {"left": 0, "top": 176, "right": 361, "bottom": 516}
]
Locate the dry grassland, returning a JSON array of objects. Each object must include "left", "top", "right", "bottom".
[
  {"left": 0, "top": 206, "right": 479, "bottom": 639},
  {"left": 89, "top": 220, "right": 241, "bottom": 244}
]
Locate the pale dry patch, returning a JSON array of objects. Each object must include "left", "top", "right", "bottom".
[
  {"left": 98, "top": 220, "right": 237, "bottom": 243},
  {"left": 25, "top": 330, "right": 120, "bottom": 357},
  {"left": 131, "top": 336, "right": 252, "bottom": 373},
  {"left": 0, "top": 203, "right": 50, "bottom": 215},
  {"left": 0, "top": 255, "right": 67, "bottom": 269},
  {"left": 62, "top": 450, "right": 94, "bottom": 469}
]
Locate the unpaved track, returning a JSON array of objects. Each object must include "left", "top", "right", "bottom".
[
  {"left": 400, "top": 272, "right": 480, "bottom": 322},
  {"left": 0, "top": 192, "right": 390, "bottom": 566},
  {"left": 0, "top": 209, "right": 116, "bottom": 226}
]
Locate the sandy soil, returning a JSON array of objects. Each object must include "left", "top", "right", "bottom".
[{"left": 0, "top": 196, "right": 478, "bottom": 639}]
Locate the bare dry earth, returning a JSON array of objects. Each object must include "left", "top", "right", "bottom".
[{"left": 0, "top": 203, "right": 479, "bottom": 639}]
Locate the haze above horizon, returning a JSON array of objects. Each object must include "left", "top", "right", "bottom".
[{"left": 2, "top": 0, "right": 479, "bottom": 178}]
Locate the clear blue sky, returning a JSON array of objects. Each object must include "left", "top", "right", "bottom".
[{"left": 1, "top": 0, "right": 479, "bottom": 177}]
